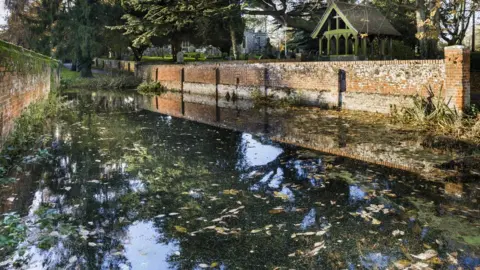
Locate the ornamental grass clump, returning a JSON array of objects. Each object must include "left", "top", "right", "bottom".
[
  {"left": 391, "top": 86, "right": 480, "bottom": 143},
  {"left": 391, "top": 86, "right": 462, "bottom": 132}
]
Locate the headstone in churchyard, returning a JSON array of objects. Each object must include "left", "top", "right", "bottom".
[{"left": 177, "top": 52, "right": 184, "bottom": 63}]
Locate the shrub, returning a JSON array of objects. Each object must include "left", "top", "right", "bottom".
[{"left": 137, "top": 81, "right": 167, "bottom": 95}]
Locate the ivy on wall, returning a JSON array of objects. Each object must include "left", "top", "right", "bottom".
[{"left": 0, "top": 40, "right": 60, "bottom": 75}]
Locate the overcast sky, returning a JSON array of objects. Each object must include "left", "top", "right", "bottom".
[{"left": 0, "top": 2, "right": 7, "bottom": 26}]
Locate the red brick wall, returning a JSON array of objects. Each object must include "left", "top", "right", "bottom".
[
  {"left": 444, "top": 46, "right": 470, "bottom": 111},
  {"left": 139, "top": 60, "right": 445, "bottom": 97},
  {"left": 108, "top": 45, "right": 472, "bottom": 113},
  {"left": 184, "top": 66, "right": 216, "bottom": 84},
  {"left": 0, "top": 66, "right": 51, "bottom": 141}
]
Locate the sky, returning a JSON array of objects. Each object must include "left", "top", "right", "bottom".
[{"left": 0, "top": 2, "right": 7, "bottom": 26}]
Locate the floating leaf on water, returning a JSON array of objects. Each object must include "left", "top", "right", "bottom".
[
  {"left": 291, "top": 233, "right": 297, "bottom": 238},
  {"left": 88, "top": 242, "right": 97, "bottom": 247},
  {"left": 199, "top": 263, "right": 209, "bottom": 268},
  {"left": 211, "top": 262, "right": 218, "bottom": 267},
  {"left": 411, "top": 249, "right": 438, "bottom": 261},
  {"left": 393, "top": 259, "right": 411, "bottom": 269},
  {"left": 174, "top": 226, "right": 187, "bottom": 233},
  {"left": 68, "top": 256, "right": 78, "bottom": 264},
  {"left": 251, "top": 229, "right": 263, "bottom": 233},
  {"left": 447, "top": 253, "right": 458, "bottom": 265},
  {"left": 223, "top": 189, "right": 240, "bottom": 195},
  {"left": 288, "top": 252, "right": 296, "bottom": 257},
  {"left": 392, "top": 230, "right": 405, "bottom": 236},
  {"left": 371, "top": 218, "right": 381, "bottom": 225},
  {"left": 269, "top": 207, "right": 285, "bottom": 214},
  {"left": 273, "top": 191, "right": 289, "bottom": 201},
  {"left": 155, "top": 214, "right": 166, "bottom": 218},
  {"left": 49, "top": 231, "right": 60, "bottom": 237},
  {"left": 169, "top": 212, "right": 180, "bottom": 216},
  {"left": 64, "top": 186, "right": 72, "bottom": 191}
]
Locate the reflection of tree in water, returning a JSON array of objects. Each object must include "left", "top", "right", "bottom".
[{"left": 7, "top": 91, "right": 479, "bottom": 269}]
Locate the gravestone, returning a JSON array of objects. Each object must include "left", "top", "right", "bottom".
[{"left": 177, "top": 52, "right": 184, "bottom": 63}]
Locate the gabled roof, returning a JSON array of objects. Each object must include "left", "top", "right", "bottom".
[{"left": 311, "top": 2, "right": 401, "bottom": 38}]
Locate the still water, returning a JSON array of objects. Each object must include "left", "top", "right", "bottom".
[{"left": 0, "top": 91, "right": 479, "bottom": 269}]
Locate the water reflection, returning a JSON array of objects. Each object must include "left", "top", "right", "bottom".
[{"left": 0, "top": 90, "right": 478, "bottom": 269}]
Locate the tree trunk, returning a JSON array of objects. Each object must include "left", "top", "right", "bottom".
[
  {"left": 70, "top": 60, "right": 77, "bottom": 71},
  {"left": 229, "top": 23, "right": 238, "bottom": 60},
  {"left": 171, "top": 39, "right": 182, "bottom": 62},
  {"left": 415, "top": 0, "right": 428, "bottom": 59},
  {"left": 79, "top": 57, "right": 93, "bottom": 78},
  {"left": 130, "top": 46, "right": 144, "bottom": 61}
]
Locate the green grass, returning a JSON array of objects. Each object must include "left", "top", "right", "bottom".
[
  {"left": 139, "top": 56, "right": 209, "bottom": 62},
  {"left": 60, "top": 67, "right": 140, "bottom": 90},
  {"left": 59, "top": 67, "right": 81, "bottom": 80}
]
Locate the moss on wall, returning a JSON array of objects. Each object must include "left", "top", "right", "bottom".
[{"left": 0, "top": 39, "right": 59, "bottom": 75}]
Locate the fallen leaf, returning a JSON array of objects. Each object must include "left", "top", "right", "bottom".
[
  {"left": 68, "top": 256, "right": 77, "bottom": 264},
  {"left": 273, "top": 191, "right": 289, "bottom": 201},
  {"left": 174, "top": 226, "right": 188, "bottom": 233},
  {"left": 223, "top": 189, "right": 240, "bottom": 195},
  {"left": 371, "top": 218, "right": 381, "bottom": 225},
  {"left": 411, "top": 249, "right": 438, "bottom": 261}
]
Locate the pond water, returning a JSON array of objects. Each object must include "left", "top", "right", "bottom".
[{"left": 0, "top": 90, "right": 479, "bottom": 269}]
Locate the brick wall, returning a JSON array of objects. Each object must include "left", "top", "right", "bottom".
[
  {"left": 94, "top": 58, "right": 136, "bottom": 73},
  {"left": 103, "top": 45, "right": 472, "bottom": 114},
  {"left": 0, "top": 42, "right": 54, "bottom": 142}
]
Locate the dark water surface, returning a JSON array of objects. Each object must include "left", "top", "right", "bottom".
[{"left": 0, "top": 91, "right": 479, "bottom": 269}]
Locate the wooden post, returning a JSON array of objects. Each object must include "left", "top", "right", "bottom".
[
  {"left": 335, "top": 35, "right": 339, "bottom": 55},
  {"left": 319, "top": 38, "right": 323, "bottom": 56},
  {"left": 327, "top": 36, "right": 331, "bottom": 56},
  {"left": 389, "top": 38, "right": 393, "bottom": 57},
  {"left": 180, "top": 68, "right": 185, "bottom": 115},
  {"left": 362, "top": 38, "right": 367, "bottom": 57},
  {"left": 215, "top": 68, "right": 220, "bottom": 121},
  {"left": 264, "top": 68, "right": 268, "bottom": 97},
  {"left": 353, "top": 36, "right": 358, "bottom": 55},
  {"left": 380, "top": 39, "right": 385, "bottom": 57},
  {"left": 155, "top": 68, "right": 158, "bottom": 81}
]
